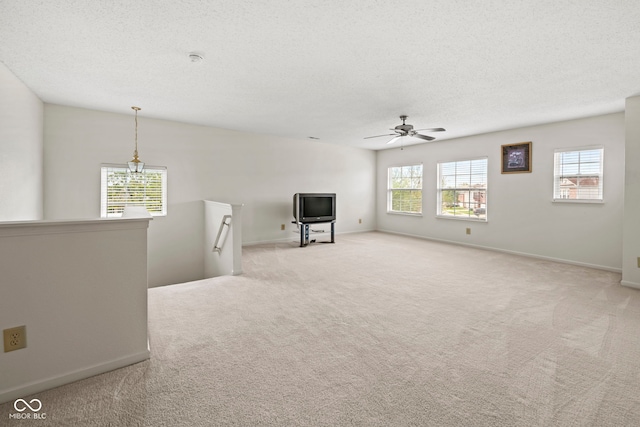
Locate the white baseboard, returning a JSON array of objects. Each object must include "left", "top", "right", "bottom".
[
  {"left": 621, "top": 280, "right": 640, "bottom": 289},
  {"left": 378, "top": 229, "right": 622, "bottom": 274},
  {"left": 0, "top": 350, "right": 150, "bottom": 405},
  {"left": 243, "top": 229, "right": 375, "bottom": 247}
]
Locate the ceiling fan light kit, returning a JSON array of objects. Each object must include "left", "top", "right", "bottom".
[{"left": 364, "top": 115, "right": 445, "bottom": 145}]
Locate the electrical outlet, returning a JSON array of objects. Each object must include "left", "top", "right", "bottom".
[
  {"left": 281, "top": 224, "right": 285, "bottom": 231},
  {"left": 3, "top": 325, "right": 26, "bottom": 352},
  {"left": 466, "top": 228, "right": 471, "bottom": 235},
  {"left": 359, "top": 218, "right": 362, "bottom": 224}
]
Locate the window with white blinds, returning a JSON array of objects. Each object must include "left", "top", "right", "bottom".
[
  {"left": 437, "top": 158, "right": 488, "bottom": 220},
  {"left": 100, "top": 165, "right": 167, "bottom": 218},
  {"left": 388, "top": 164, "right": 423, "bottom": 214},
  {"left": 553, "top": 147, "right": 603, "bottom": 202}
]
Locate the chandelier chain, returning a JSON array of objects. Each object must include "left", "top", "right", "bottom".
[
  {"left": 128, "top": 106, "right": 144, "bottom": 173},
  {"left": 132, "top": 106, "right": 141, "bottom": 156}
]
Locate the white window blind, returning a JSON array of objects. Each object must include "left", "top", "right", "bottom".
[
  {"left": 100, "top": 165, "right": 167, "bottom": 218},
  {"left": 388, "top": 164, "right": 423, "bottom": 214},
  {"left": 437, "top": 158, "right": 487, "bottom": 220},
  {"left": 553, "top": 147, "right": 603, "bottom": 202}
]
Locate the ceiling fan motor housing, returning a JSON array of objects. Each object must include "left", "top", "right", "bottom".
[
  {"left": 394, "top": 115, "right": 412, "bottom": 134},
  {"left": 394, "top": 125, "right": 413, "bottom": 135}
]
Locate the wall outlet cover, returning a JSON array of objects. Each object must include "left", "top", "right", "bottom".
[{"left": 3, "top": 325, "right": 26, "bottom": 352}]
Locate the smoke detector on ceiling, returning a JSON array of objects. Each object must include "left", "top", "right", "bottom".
[{"left": 188, "top": 53, "right": 204, "bottom": 63}]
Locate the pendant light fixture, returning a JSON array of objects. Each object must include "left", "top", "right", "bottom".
[{"left": 128, "top": 106, "right": 144, "bottom": 173}]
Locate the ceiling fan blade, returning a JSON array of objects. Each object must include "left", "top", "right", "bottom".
[
  {"left": 414, "top": 133, "right": 435, "bottom": 141},
  {"left": 414, "top": 128, "right": 446, "bottom": 132},
  {"left": 364, "top": 133, "right": 397, "bottom": 139},
  {"left": 386, "top": 136, "right": 402, "bottom": 144}
]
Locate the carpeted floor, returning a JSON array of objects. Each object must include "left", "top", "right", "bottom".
[{"left": 2, "top": 231, "right": 640, "bottom": 426}]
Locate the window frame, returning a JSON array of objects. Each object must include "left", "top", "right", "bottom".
[
  {"left": 552, "top": 146, "right": 604, "bottom": 203},
  {"left": 387, "top": 164, "right": 424, "bottom": 215},
  {"left": 100, "top": 164, "right": 168, "bottom": 218},
  {"left": 436, "top": 157, "right": 488, "bottom": 222}
]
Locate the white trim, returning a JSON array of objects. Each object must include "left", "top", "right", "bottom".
[
  {"left": 0, "top": 217, "right": 151, "bottom": 237},
  {"left": 0, "top": 350, "right": 150, "bottom": 405},
  {"left": 100, "top": 163, "right": 167, "bottom": 171},
  {"left": 377, "top": 229, "right": 622, "bottom": 273},
  {"left": 384, "top": 161, "right": 424, "bottom": 169},
  {"left": 436, "top": 215, "right": 487, "bottom": 222},
  {"left": 553, "top": 144, "right": 604, "bottom": 154},
  {"left": 435, "top": 154, "right": 489, "bottom": 164},
  {"left": 241, "top": 229, "right": 376, "bottom": 247},
  {"left": 620, "top": 280, "right": 640, "bottom": 290},
  {"left": 552, "top": 198, "right": 604, "bottom": 204},
  {"left": 386, "top": 211, "right": 423, "bottom": 217}
]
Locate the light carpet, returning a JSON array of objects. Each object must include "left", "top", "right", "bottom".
[{"left": 2, "top": 231, "right": 640, "bottom": 426}]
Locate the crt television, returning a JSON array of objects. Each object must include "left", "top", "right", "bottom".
[{"left": 293, "top": 193, "right": 336, "bottom": 224}]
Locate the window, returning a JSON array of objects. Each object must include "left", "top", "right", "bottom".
[
  {"left": 437, "top": 158, "right": 487, "bottom": 220},
  {"left": 100, "top": 165, "right": 167, "bottom": 217},
  {"left": 388, "top": 164, "right": 423, "bottom": 214},
  {"left": 553, "top": 147, "right": 603, "bottom": 202}
]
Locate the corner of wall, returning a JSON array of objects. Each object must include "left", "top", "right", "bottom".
[
  {"left": 622, "top": 96, "right": 640, "bottom": 285},
  {"left": 0, "top": 63, "right": 44, "bottom": 221}
]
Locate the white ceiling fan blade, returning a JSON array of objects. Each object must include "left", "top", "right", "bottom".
[
  {"left": 364, "top": 133, "right": 397, "bottom": 139},
  {"left": 413, "top": 133, "right": 435, "bottom": 141},
  {"left": 414, "top": 127, "right": 446, "bottom": 132},
  {"left": 386, "top": 136, "right": 402, "bottom": 144}
]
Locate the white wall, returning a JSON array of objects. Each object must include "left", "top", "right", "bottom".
[
  {"left": 622, "top": 96, "right": 640, "bottom": 287},
  {"left": 44, "top": 105, "right": 376, "bottom": 287},
  {"left": 0, "top": 218, "right": 150, "bottom": 404},
  {"left": 0, "top": 63, "right": 43, "bottom": 220},
  {"left": 377, "top": 113, "right": 625, "bottom": 271}
]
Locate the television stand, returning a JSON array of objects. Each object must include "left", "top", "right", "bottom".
[{"left": 293, "top": 220, "right": 335, "bottom": 247}]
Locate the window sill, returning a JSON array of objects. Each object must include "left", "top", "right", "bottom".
[
  {"left": 387, "top": 211, "right": 423, "bottom": 217},
  {"left": 436, "top": 215, "right": 487, "bottom": 222},
  {"left": 102, "top": 213, "right": 167, "bottom": 219},
  {"left": 552, "top": 199, "right": 604, "bottom": 204}
]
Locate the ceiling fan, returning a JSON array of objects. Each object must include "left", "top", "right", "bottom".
[{"left": 364, "top": 115, "right": 445, "bottom": 144}]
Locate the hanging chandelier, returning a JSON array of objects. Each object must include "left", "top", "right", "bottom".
[{"left": 128, "top": 106, "right": 144, "bottom": 173}]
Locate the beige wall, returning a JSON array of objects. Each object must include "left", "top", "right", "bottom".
[
  {"left": 2, "top": 62, "right": 636, "bottom": 285},
  {"left": 0, "top": 218, "right": 150, "bottom": 404},
  {"left": 43, "top": 105, "right": 377, "bottom": 286},
  {"left": 377, "top": 113, "right": 625, "bottom": 271}
]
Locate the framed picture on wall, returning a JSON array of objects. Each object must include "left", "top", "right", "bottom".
[{"left": 501, "top": 142, "right": 532, "bottom": 174}]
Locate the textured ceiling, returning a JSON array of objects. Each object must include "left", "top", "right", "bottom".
[{"left": 1, "top": 0, "right": 640, "bottom": 150}]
